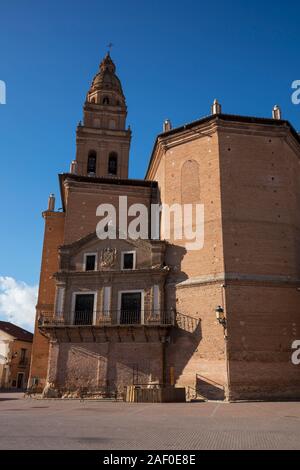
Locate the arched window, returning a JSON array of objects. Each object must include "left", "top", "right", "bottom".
[
  {"left": 90, "top": 97, "right": 96, "bottom": 103},
  {"left": 109, "top": 119, "right": 116, "bottom": 129},
  {"left": 87, "top": 150, "right": 97, "bottom": 174},
  {"left": 102, "top": 96, "right": 109, "bottom": 105},
  {"left": 108, "top": 152, "right": 118, "bottom": 175}
]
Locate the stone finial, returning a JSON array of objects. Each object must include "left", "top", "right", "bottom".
[
  {"left": 70, "top": 160, "right": 77, "bottom": 174},
  {"left": 211, "top": 99, "right": 222, "bottom": 115},
  {"left": 272, "top": 105, "right": 282, "bottom": 120},
  {"left": 163, "top": 119, "right": 172, "bottom": 132},
  {"left": 48, "top": 193, "right": 55, "bottom": 211}
]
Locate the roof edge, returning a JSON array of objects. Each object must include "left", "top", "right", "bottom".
[{"left": 145, "top": 113, "right": 300, "bottom": 179}]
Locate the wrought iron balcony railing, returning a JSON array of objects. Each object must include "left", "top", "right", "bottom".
[
  {"left": 38, "top": 309, "right": 175, "bottom": 328},
  {"left": 18, "top": 357, "right": 29, "bottom": 366}
]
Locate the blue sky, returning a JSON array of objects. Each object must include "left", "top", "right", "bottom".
[{"left": 0, "top": 0, "right": 299, "bottom": 326}]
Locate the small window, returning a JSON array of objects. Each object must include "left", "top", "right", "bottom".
[
  {"left": 109, "top": 119, "right": 116, "bottom": 129},
  {"left": 108, "top": 152, "right": 118, "bottom": 175},
  {"left": 85, "top": 254, "right": 96, "bottom": 271},
  {"left": 87, "top": 151, "right": 97, "bottom": 174},
  {"left": 32, "top": 377, "right": 39, "bottom": 386},
  {"left": 102, "top": 96, "right": 110, "bottom": 105},
  {"left": 121, "top": 251, "right": 135, "bottom": 270},
  {"left": 20, "top": 348, "right": 26, "bottom": 364}
]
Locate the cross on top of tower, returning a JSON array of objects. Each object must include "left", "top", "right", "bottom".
[{"left": 107, "top": 42, "right": 114, "bottom": 54}]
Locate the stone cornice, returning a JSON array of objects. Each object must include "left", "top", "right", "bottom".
[
  {"left": 174, "top": 272, "right": 300, "bottom": 289},
  {"left": 64, "top": 179, "right": 153, "bottom": 197},
  {"left": 76, "top": 127, "right": 131, "bottom": 139},
  {"left": 54, "top": 267, "right": 168, "bottom": 282},
  {"left": 145, "top": 113, "right": 300, "bottom": 180},
  {"left": 146, "top": 120, "right": 218, "bottom": 180}
]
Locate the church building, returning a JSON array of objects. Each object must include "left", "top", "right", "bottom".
[{"left": 29, "top": 52, "right": 300, "bottom": 401}]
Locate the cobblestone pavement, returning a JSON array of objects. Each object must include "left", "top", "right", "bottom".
[{"left": 0, "top": 393, "right": 300, "bottom": 450}]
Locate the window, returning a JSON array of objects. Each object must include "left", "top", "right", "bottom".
[
  {"left": 87, "top": 150, "right": 97, "bottom": 174},
  {"left": 120, "top": 292, "right": 142, "bottom": 324},
  {"left": 73, "top": 293, "right": 96, "bottom": 325},
  {"left": 108, "top": 152, "right": 118, "bottom": 175},
  {"left": 84, "top": 254, "right": 96, "bottom": 271},
  {"left": 102, "top": 96, "right": 109, "bottom": 105},
  {"left": 121, "top": 251, "right": 136, "bottom": 270},
  {"left": 109, "top": 119, "right": 116, "bottom": 129},
  {"left": 17, "top": 372, "right": 24, "bottom": 389},
  {"left": 117, "top": 290, "right": 144, "bottom": 325},
  {"left": 19, "top": 348, "right": 26, "bottom": 365}
]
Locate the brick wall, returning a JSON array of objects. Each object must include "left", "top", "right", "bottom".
[
  {"left": 29, "top": 211, "right": 65, "bottom": 389},
  {"left": 148, "top": 124, "right": 228, "bottom": 398},
  {"left": 218, "top": 122, "right": 300, "bottom": 399},
  {"left": 149, "top": 117, "right": 300, "bottom": 400}
]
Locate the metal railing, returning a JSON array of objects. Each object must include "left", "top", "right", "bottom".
[
  {"left": 186, "top": 385, "right": 206, "bottom": 402},
  {"left": 196, "top": 374, "right": 225, "bottom": 391},
  {"left": 38, "top": 309, "right": 175, "bottom": 327},
  {"left": 176, "top": 312, "right": 200, "bottom": 333},
  {"left": 18, "top": 357, "right": 29, "bottom": 366}
]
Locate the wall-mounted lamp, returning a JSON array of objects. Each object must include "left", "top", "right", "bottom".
[{"left": 215, "top": 305, "right": 226, "bottom": 328}]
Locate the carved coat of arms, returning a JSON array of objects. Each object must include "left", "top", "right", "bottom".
[{"left": 100, "top": 248, "right": 117, "bottom": 267}]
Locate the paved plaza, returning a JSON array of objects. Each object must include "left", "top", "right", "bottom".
[{"left": 0, "top": 393, "right": 300, "bottom": 450}]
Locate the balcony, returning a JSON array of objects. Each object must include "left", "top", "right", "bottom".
[
  {"left": 38, "top": 310, "right": 175, "bottom": 343},
  {"left": 18, "top": 357, "right": 29, "bottom": 367},
  {"left": 39, "top": 310, "right": 175, "bottom": 327}
]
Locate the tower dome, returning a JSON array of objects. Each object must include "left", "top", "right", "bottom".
[{"left": 87, "top": 52, "right": 125, "bottom": 103}]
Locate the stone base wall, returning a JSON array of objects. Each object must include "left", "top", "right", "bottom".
[
  {"left": 47, "top": 341, "right": 164, "bottom": 395},
  {"left": 226, "top": 283, "right": 300, "bottom": 401}
]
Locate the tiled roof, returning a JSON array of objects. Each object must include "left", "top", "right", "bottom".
[
  {"left": 145, "top": 113, "right": 300, "bottom": 178},
  {"left": 0, "top": 321, "right": 33, "bottom": 342}
]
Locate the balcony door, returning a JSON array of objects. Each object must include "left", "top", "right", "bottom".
[
  {"left": 17, "top": 372, "right": 24, "bottom": 389},
  {"left": 120, "top": 292, "right": 142, "bottom": 325},
  {"left": 74, "top": 294, "right": 94, "bottom": 325}
]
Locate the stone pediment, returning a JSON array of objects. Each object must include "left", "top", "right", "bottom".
[
  {"left": 59, "top": 230, "right": 164, "bottom": 256},
  {"left": 58, "top": 230, "right": 166, "bottom": 273}
]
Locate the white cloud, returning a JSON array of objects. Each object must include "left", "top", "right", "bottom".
[{"left": 0, "top": 277, "right": 38, "bottom": 332}]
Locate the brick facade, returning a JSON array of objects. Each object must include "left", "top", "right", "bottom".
[
  {"left": 29, "top": 54, "right": 300, "bottom": 400},
  {"left": 147, "top": 115, "right": 300, "bottom": 400},
  {"left": 29, "top": 211, "right": 65, "bottom": 389}
]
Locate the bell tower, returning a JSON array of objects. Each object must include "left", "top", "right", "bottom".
[{"left": 74, "top": 52, "right": 131, "bottom": 179}]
